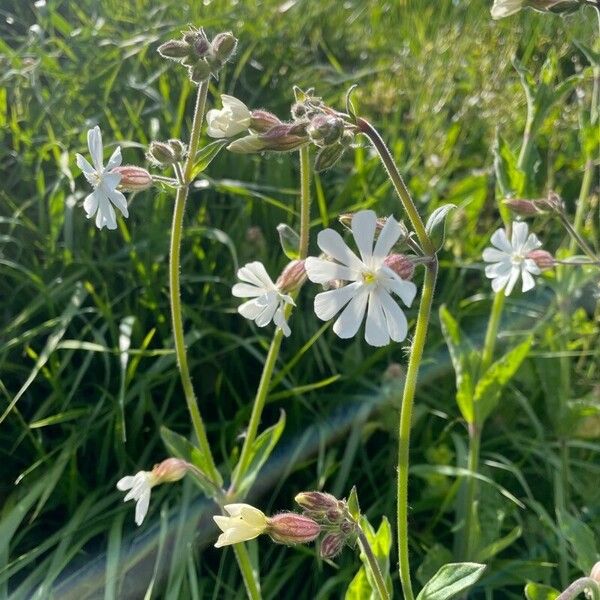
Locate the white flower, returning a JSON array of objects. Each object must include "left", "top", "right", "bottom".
[
  {"left": 117, "top": 471, "right": 155, "bottom": 526},
  {"left": 232, "top": 261, "right": 294, "bottom": 336},
  {"left": 483, "top": 221, "right": 542, "bottom": 296},
  {"left": 213, "top": 503, "right": 268, "bottom": 548},
  {"left": 75, "top": 126, "right": 129, "bottom": 230},
  {"left": 491, "top": 0, "right": 525, "bottom": 18},
  {"left": 305, "top": 210, "right": 417, "bottom": 347},
  {"left": 206, "top": 95, "right": 251, "bottom": 138}
]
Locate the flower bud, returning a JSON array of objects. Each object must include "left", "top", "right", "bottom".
[
  {"left": 540, "top": 190, "right": 565, "bottom": 213},
  {"left": 158, "top": 40, "right": 191, "bottom": 60},
  {"left": 590, "top": 562, "right": 600, "bottom": 583},
  {"left": 503, "top": 198, "right": 543, "bottom": 217},
  {"left": 295, "top": 491, "right": 340, "bottom": 513},
  {"left": 147, "top": 141, "right": 177, "bottom": 166},
  {"left": 526, "top": 249, "right": 555, "bottom": 270},
  {"left": 111, "top": 165, "right": 153, "bottom": 192},
  {"left": 227, "top": 134, "right": 267, "bottom": 154},
  {"left": 291, "top": 102, "right": 308, "bottom": 120},
  {"left": 383, "top": 254, "right": 415, "bottom": 280},
  {"left": 315, "top": 144, "right": 345, "bottom": 172},
  {"left": 150, "top": 458, "right": 188, "bottom": 484},
  {"left": 259, "top": 124, "right": 309, "bottom": 152},
  {"left": 211, "top": 32, "right": 237, "bottom": 63},
  {"left": 276, "top": 260, "right": 306, "bottom": 294},
  {"left": 266, "top": 513, "right": 321, "bottom": 545},
  {"left": 320, "top": 532, "right": 345, "bottom": 559},
  {"left": 307, "top": 115, "right": 344, "bottom": 147},
  {"left": 168, "top": 139, "right": 186, "bottom": 160},
  {"left": 183, "top": 28, "right": 210, "bottom": 58},
  {"left": 250, "top": 110, "right": 283, "bottom": 133}
]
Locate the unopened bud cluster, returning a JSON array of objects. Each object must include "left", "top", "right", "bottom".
[
  {"left": 158, "top": 27, "right": 238, "bottom": 83},
  {"left": 147, "top": 139, "right": 186, "bottom": 167},
  {"left": 504, "top": 190, "right": 565, "bottom": 218},
  {"left": 295, "top": 491, "right": 358, "bottom": 559}
]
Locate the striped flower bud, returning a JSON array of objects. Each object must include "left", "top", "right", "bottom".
[
  {"left": 320, "top": 532, "right": 345, "bottom": 559},
  {"left": 276, "top": 260, "right": 306, "bottom": 294},
  {"left": 266, "top": 513, "right": 321, "bottom": 545},
  {"left": 295, "top": 491, "right": 340, "bottom": 513},
  {"left": 383, "top": 254, "right": 415, "bottom": 281},
  {"left": 111, "top": 165, "right": 153, "bottom": 192},
  {"left": 526, "top": 249, "right": 555, "bottom": 270}
]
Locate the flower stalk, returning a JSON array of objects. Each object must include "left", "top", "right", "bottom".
[{"left": 357, "top": 526, "right": 391, "bottom": 600}]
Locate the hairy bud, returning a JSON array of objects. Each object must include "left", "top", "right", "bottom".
[
  {"left": 295, "top": 491, "right": 340, "bottom": 513},
  {"left": 266, "top": 513, "right": 321, "bottom": 545},
  {"left": 151, "top": 458, "right": 188, "bottom": 484},
  {"left": 383, "top": 254, "right": 415, "bottom": 280},
  {"left": 527, "top": 249, "right": 555, "bottom": 270},
  {"left": 276, "top": 260, "right": 306, "bottom": 294},
  {"left": 250, "top": 110, "right": 283, "bottom": 133},
  {"left": 188, "top": 60, "right": 212, "bottom": 84},
  {"left": 307, "top": 115, "right": 344, "bottom": 147},
  {"left": 168, "top": 139, "right": 186, "bottom": 161},
  {"left": 320, "top": 532, "right": 345, "bottom": 559},
  {"left": 503, "top": 198, "right": 543, "bottom": 217},
  {"left": 147, "top": 141, "right": 177, "bottom": 166},
  {"left": 111, "top": 165, "right": 153, "bottom": 192},
  {"left": 158, "top": 40, "right": 191, "bottom": 60},
  {"left": 183, "top": 28, "right": 210, "bottom": 58},
  {"left": 211, "top": 32, "right": 237, "bottom": 63}
]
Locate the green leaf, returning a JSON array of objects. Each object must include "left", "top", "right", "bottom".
[
  {"left": 347, "top": 486, "right": 360, "bottom": 521},
  {"left": 474, "top": 337, "right": 532, "bottom": 423},
  {"left": 524, "top": 582, "right": 560, "bottom": 600},
  {"left": 476, "top": 526, "right": 522, "bottom": 562},
  {"left": 416, "top": 563, "right": 486, "bottom": 600},
  {"left": 345, "top": 566, "right": 373, "bottom": 600},
  {"left": 493, "top": 132, "right": 523, "bottom": 208},
  {"left": 417, "top": 544, "right": 454, "bottom": 587},
  {"left": 439, "top": 305, "right": 475, "bottom": 423},
  {"left": 231, "top": 411, "right": 286, "bottom": 497},
  {"left": 190, "top": 139, "right": 228, "bottom": 179},
  {"left": 160, "top": 426, "right": 223, "bottom": 496},
  {"left": 277, "top": 223, "right": 300, "bottom": 260},
  {"left": 425, "top": 204, "right": 456, "bottom": 251},
  {"left": 557, "top": 510, "right": 599, "bottom": 574}
]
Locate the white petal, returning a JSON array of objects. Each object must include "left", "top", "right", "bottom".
[
  {"left": 239, "top": 505, "right": 267, "bottom": 527},
  {"left": 485, "top": 260, "right": 511, "bottom": 279},
  {"left": 76, "top": 153, "right": 96, "bottom": 176},
  {"left": 102, "top": 172, "right": 121, "bottom": 191},
  {"left": 351, "top": 210, "right": 377, "bottom": 264},
  {"left": 372, "top": 215, "right": 402, "bottom": 265},
  {"left": 134, "top": 490, "right": 151, "bottom": 526},
  {"left": 96, "top": 197, "right": 117, "bottom": 230},
  {"left": 491, "top": 272, "right": 510, "bottom": 293},
  {"left": 522, "top": 233, "right": 542, "bottom": 254},
  {"left": 116, "top": 476, "right": 135, "bottom": 491},
  {"left": 365, "top": 290, "right": 389, "bottom": 347},
  {"left": 106, "top": 146, "right": 122, "bottom": 171},
  {"left": 107, "top": 188, "right": 129, "bottom": 218},
  {"left": 223, "top": 503, "right": 248, "bottom": 518},
  {"left": 221, "top": 95, "right": 250, "bottom": 117},
  {"left": 205, "top": 109, "right": 227, "bottom": 138},
  {"left": 524, "top": 258, "right": 541, "bottom": 275},
  {"left": 238, "top": 298, "right": 267, "bottom": 320},
  {"left": 237, "top": 262, "right": 275, "bottom": 289},
  {"left": 379, "top": 289, "right": 409, "bottom": 342},
  {"left": 332, "top": 287, "right": 369, "bottom": 339},
  {"left": 504, "top": 266, "right": 521, "bottom": 296},
  {"left": 254, "top": 295, "right": 278, "bottom": 327},
  {"left": 482, "top": 247, "right": 508, "bottom": 263},
  {"left": 232, "top": 283, "right": 263, "bottom": 298},
  {"left": 521, "top": 269, "right": 536, "bottom": 293},
  {"left": 88, "top": 126, "right": 104, "bottom": 172},
  {"left": 491, "top": 0, "right": 523, "bottom": 18},
  {"left": 214, "top": 526, "right": 262, "bottom": 548},
  {"left": 511, "top": 221, "right": 529, "bottom": 252},
  {"left": 83, "top": 190, "right": 99, "bottom": 218},
  {"left": 379, "top": 268, "right": 417, "bottom": 307},
  {"left": 313, "top": 282, "right": 361, "bottom": 321},
  {"left": 273, "top": 306, "right": 291, "bottom": 337},
  {"left": 304, "top": 257, "right": 357, "bottom": 283},
  {"left": 316, "top": 229, "right": 364, "bottom": 270},
  {"left": 490, "top": 228, "right": 512, "bottom": 254}
]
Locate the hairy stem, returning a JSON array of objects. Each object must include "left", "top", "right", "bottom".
[
  {"left": 169, "top": 80, "right": 220, "bottom": 484},
  {"left": 557, "top": 578, "right": 600, "bottom": 600},
  {"left": 357, "top": 527, "right": 391, "bottom": 600},
  {"left": 397, "top": 261, "right": 438, "bottom": 600}
]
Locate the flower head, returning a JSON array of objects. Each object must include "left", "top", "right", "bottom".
[
  {"left": 206, "top": 95, "right": 251, "bottom": 138},
  {"left": 305, "top": 210, "right": 417, "bottom": 347},
  {"left": 75, "top": 126, "right": 129, "bottom": 230},
  {"left": 232, "top": 261, "right": 295, "bottom": 336},
  {"left": 213, "top": 503, "right": 268, "bottom": 548},
  {"left": 483, "top": 221, "right": 542, "bottom": 296}
]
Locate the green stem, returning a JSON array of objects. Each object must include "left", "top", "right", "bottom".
[
  {"left": 233, "top": 544, "right": 262, "bottom": 600},
  {"left": 570, "top": 158, "right": 594, "bottom": 253},
  {"left": 169, "top": 79, "right": 220, "bottom": 484},
  {"left": 397, "top": 261, "right": 438, "bottom": 600},
  {"left": 560, "top": 205, "right": 597, "bottom": 262},
  {"left": 357, "top": 118, "right": 434, "bottom": 255},
  {"left": 480, "top": 292, "right": 505, "bottom": 375},
  {"left": 230, "top": 146, "right": 312, "bottom": 494},
  {"left": 557, "top": 578, "right": 600, "bottom": 600},
  {"left": 357, "top": 527, "right": 390, "bottom": 600}
]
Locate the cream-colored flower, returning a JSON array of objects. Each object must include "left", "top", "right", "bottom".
[
  {"left": 206, "top": 95, "right": 251, "bottom": 138},
  {"left": 213, "top": 503, "right": 268, "bottom": 548}
]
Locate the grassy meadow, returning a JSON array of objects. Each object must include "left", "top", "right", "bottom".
[{"left": 1, "top": 0, "right": 599, "bottom": 598}]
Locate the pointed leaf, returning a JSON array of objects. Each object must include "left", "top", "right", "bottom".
[
  {"left": 190, "top": 139, "right": 228, "bottom": 179},
  {"left": 425, "top": 204, "right": 456, "bottom": 251},
  {"left": 416, "top": 563, "right": 486, "bottom": 600},
  {"left": 524, "top": 583, "right": 560, "bottom": 600},
  {"left": 347, "top": 486, "right": 360, "bottom": 521},
  {"left": 277, "top": 223, "right": 300, "bottom": 260}
]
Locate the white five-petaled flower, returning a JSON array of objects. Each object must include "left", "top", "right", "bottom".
[
  {"left": 483, "top": 221, "right": 542, "bottom": 296},
  {"left": 232, "top": 261, "right": 294, "bottom": 336},
  {"left": 305, "top": 210, "right": 417, "bottom": 347},
  {"left": 75, "top": 126, "right": 129, "bottom": 230},
  {"left": 206, "top": 95, "right": 252, "bottom": 138},
  {"left": 117, "top": 471, "right": 155, "bottom": 526},
  {"left": 213, "top": 503, "right": 268, "bottom": 548}
]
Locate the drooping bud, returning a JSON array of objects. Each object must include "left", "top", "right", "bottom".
[
  {"left": 383, "top": 254, "right": 415, "bottom": 281},
  {"left": 158, "top": 40, "right": 191, "bottom": 60},
  {"left": 295, "top": 491, "right": 340, "bottom": 513},
  {"left": 526, "top": 249, "right": 555, "bottom": 270},
  {"left": 307, "top": 115, "right": 344, "bottom": 147},
  {"left": 111, "top": 166, "right": 153, "bottom": 192},
  {"left": 320, "top": 532, "right": 346, "bottom": 559},
  {"left": 150, "top": 458, "right": 189, "bottom": 484},
  {"left": 266, "top": 513, "right": 321, "bottom": 545},
  {"left": 590, "top": 562, "right": 600, "bottom": 583},
  {"left": 503, "top": 198, "right": 543, "bottom": 217},
  {"left": 211, "top": 32, "right": 237, "bottom": 63},
  {"left": 276, "top": 260, "right": 306, "bottom": 294},
  {"left": 147, "top": 141, "right": 177, "bottom": 166},
  {"left": 250, "top": 110, "right": 283, "bottom": 133}
]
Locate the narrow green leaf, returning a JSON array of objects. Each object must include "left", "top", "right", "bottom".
[
  {"left": 416, "top": 563, "right": 486, "bottom": 600},
  {"left": 190, "top": 139, "right": 228, "bottom": 179},
  {"left": 347, "top": 486, "right": 360, "bottom": 521},
  {"left": 557, "top": 510, "right": 599, "bottom": 574}
]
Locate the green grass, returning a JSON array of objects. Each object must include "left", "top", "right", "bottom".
[{"left": 1, "top": 0, "right": 598, "bottom": 598}]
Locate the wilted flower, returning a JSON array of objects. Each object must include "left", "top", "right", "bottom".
[
  {"left": 117, "top": 458, "right": 189, "bottom": 526},
  {"left": 305, "top": 210, "right": 417, "bottom": 347},
  {"left": 483, "top": 221, "right": 543, "bottom": 295},
  {"left": 75, "top": 126, "right": 129, "bottom": 230},
  {"left": 266, "top": 513, "right": 321, "bottom": 545},
  {"left": 206, "top": 95, "right": 251, "bottom": 138},
  {"left": 214, "top": 504, "right": 268, "bottom": 548},
  {"left": 232, "top": 261, "right": 295, "bottom": 336}
]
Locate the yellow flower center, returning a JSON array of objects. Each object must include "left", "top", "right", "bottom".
[{"left": 361, "top": 270, "right": 377, "bottom": 285}]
